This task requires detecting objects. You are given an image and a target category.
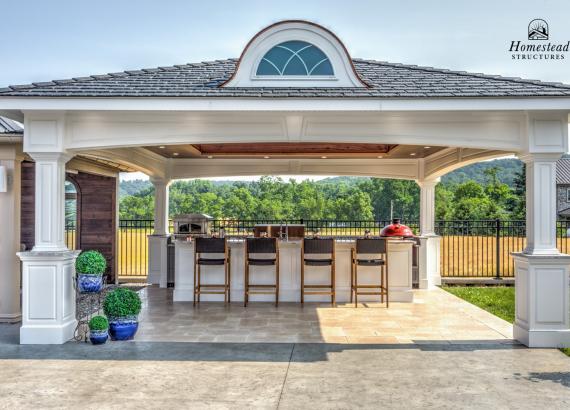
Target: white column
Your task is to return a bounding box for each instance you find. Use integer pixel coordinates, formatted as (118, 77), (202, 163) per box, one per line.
(148, 178), (171, 287)
(152, 178), (170, 236)
(30, 153), (71, 252)
(513, 110), (570, 348)
(0, 146), (23, 322)
(418, 178), (439, 237)
(520, 153), (560, 255)
(416, 178), (441, 289)
(18, 152), (79, 344)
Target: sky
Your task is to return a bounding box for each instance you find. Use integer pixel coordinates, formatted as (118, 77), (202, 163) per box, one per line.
(2, 0), (568, 181)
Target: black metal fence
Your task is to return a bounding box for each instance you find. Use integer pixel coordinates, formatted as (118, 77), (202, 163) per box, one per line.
(69, 218), (570, 279)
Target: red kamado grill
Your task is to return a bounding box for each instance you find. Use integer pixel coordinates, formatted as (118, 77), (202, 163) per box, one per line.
(380, 218), (415, 238)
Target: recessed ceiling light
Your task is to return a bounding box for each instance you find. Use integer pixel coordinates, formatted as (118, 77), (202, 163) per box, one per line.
(159, 146), (165, 149)
(377, 155), (383, 159)
(321, 156), (327, 159)
(410, 153), (416, 156)
(264, 156), (270, 159)
(172, 152), (179, 156)
(424, 146), (431, 149)
(207, 155), (213, 159)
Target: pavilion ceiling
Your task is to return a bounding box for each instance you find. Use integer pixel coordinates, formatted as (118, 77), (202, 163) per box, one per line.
(144, 143), (445, 159)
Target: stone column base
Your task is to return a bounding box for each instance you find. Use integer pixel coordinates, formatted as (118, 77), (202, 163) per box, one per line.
(513, 252), (570, 348)
(17, 250), (80, 344)
(148, 235), (170, 288)
(418, 235), (441, 289)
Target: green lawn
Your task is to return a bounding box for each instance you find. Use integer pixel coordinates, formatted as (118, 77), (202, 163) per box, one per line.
(442, 286), (570, 357)
(442, 286), (515, 323)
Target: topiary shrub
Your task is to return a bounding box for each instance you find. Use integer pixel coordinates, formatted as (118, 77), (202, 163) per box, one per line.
(88, 315), (109, 331)
(103, 288), (142, 318)
(76, 250), (107, 275)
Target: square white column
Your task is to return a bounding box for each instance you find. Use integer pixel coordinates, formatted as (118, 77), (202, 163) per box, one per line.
(515, 148), (570, 347)
(18, 151), (79, 344)
(148, 178), (171, 286)
(417, 178), (441, 289)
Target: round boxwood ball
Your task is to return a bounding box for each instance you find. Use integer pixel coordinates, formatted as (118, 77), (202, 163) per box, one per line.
(103, 288), (142, 318)
(76, 250), (107, 275)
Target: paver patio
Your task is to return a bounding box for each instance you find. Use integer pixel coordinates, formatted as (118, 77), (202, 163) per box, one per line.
(136, 286), (513, 344)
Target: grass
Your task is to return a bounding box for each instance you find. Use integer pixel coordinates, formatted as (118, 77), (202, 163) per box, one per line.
(442, 286), (515, 323)
(442, 286), (570, 357)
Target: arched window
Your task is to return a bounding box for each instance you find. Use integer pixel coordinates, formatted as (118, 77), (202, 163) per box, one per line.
(256, 40), (334, 76)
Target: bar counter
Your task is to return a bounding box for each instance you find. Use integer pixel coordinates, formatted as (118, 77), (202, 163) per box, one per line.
(173, 238), (414, 303)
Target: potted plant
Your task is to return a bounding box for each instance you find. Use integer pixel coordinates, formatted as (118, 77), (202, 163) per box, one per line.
(88, 315), (109, 345)
(103, 288), (142, 340)
(76, 250), (106, 293)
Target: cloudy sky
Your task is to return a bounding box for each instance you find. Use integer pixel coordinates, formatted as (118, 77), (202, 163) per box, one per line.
(2, 0), (568, 180)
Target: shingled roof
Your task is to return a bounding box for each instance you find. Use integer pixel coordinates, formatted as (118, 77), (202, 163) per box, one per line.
(557, 157), (570, 184)
(1, 58), (570, 98)
(0, 116), (23, 134)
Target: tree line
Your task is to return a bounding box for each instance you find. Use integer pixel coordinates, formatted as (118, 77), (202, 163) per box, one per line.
(119, 163), (526, 221)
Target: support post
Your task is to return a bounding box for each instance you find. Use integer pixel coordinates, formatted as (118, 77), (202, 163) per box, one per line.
(0, 146), (23, 322)
(148, 178), (171, 287)
(18, 151), (79, 344)
(514, 111), (570, 347)
(416, 178), (441, 289)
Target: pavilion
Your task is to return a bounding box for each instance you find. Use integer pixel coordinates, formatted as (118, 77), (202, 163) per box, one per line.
(0, 20), (569, 347)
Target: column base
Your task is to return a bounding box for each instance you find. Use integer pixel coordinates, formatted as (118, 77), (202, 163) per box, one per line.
(418, 235), (441, 289)
(17, 249), (80, 345)
(148, 235), (170, 288)
(0, 313), (22, 323)
(514, 324), (570, 348)
(513, 252), (570, 348)
(20, 319), (77, 345)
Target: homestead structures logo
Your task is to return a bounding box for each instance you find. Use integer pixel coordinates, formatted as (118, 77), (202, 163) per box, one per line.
(509, 19), (568, 60)
(528, 19), (548, 40)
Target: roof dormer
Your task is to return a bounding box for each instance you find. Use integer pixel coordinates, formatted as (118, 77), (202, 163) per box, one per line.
(221, 20), (367, 88)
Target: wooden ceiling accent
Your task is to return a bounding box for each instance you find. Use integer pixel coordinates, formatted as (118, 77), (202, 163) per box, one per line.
(145, 143), (445, 159)
(197, 143), (395, 155)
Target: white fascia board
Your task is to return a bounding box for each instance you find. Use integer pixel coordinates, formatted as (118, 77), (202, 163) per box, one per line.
(1, 97), (570, 113)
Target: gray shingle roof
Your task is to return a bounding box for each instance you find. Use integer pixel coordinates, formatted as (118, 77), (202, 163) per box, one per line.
(1, 58), (570, 98)
(557, 158), (570, 184)
(0, 116), (23, 134)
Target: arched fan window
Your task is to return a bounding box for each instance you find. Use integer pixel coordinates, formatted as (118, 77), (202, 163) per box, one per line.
(256, 41), (334, 76)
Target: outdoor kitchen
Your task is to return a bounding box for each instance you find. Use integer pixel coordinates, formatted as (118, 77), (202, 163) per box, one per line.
(169, 214), (419, 304)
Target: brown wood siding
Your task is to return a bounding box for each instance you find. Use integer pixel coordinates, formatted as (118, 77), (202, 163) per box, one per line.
(21, 162), (117, 281)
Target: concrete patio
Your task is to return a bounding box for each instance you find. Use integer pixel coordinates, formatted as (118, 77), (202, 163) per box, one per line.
(136, 286), (513, 344)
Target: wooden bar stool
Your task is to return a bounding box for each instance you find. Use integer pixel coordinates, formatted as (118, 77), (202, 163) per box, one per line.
(301, 238), (335, 305)
(193, 237), (231, 305)
(244, 237), (279, 307)
(351, 238), (388, 308)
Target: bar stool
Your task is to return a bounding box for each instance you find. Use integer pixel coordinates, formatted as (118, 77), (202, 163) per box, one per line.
(351, 238), (388, 308)
(301, 238), (335, 305)
(244, 237), (279, 307)
(193, 237), (231, 305)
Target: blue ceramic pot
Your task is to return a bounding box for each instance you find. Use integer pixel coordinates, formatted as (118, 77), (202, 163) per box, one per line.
(89, 329), (108, 345)
(77, 273), (103, 293)
(108, 316), (139, 341)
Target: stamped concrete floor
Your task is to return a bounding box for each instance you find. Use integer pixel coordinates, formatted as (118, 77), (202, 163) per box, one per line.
(0, 324), (569, 409)
(136, 286), (513, 344)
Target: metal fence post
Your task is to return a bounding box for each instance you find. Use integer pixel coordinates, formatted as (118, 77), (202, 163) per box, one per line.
(495, 218), (501, 280)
